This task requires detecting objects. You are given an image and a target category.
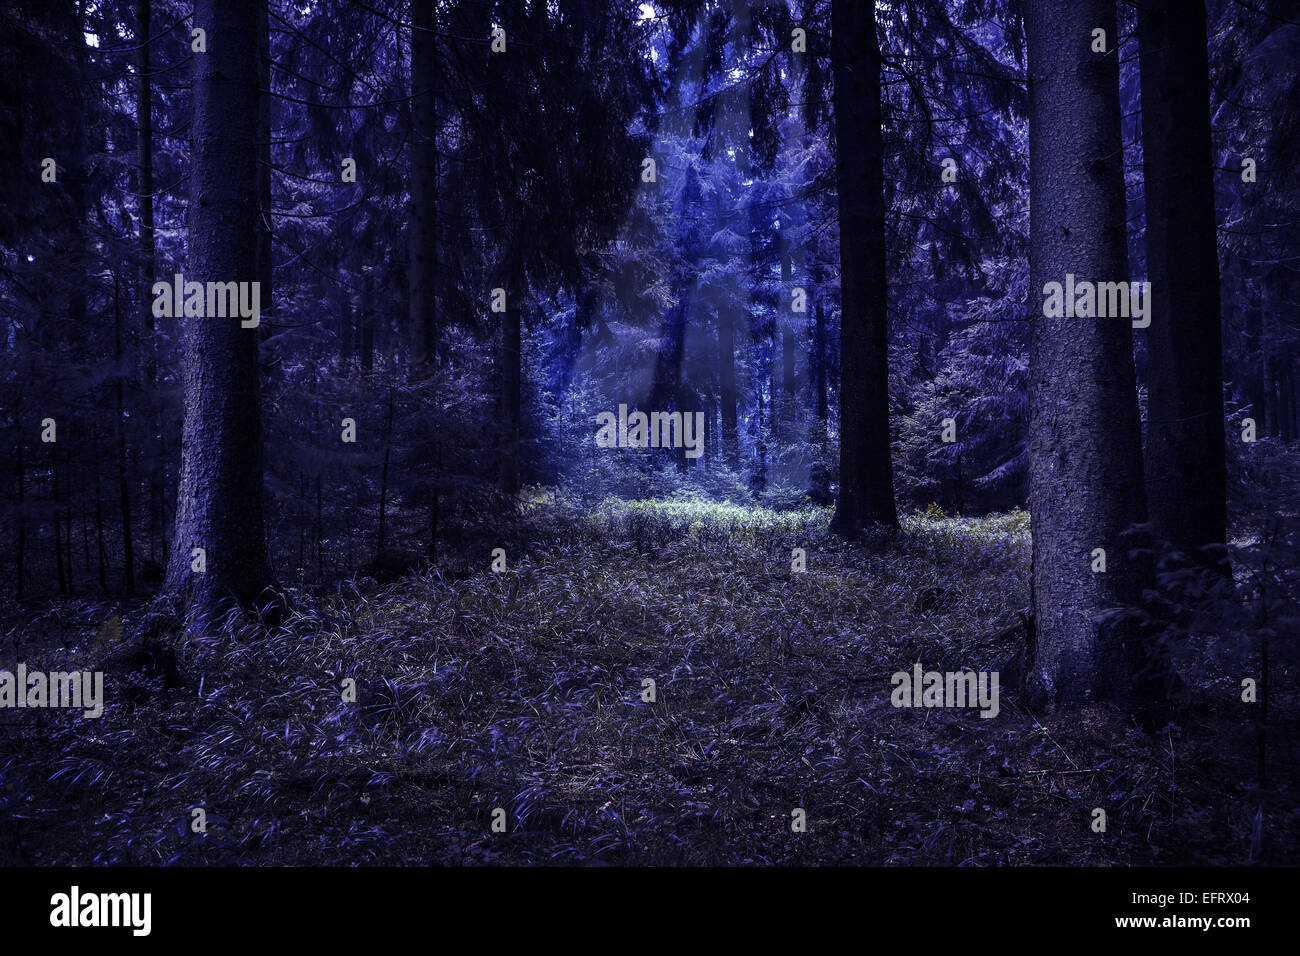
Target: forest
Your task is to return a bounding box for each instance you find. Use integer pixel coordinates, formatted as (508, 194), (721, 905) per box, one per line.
(0, 0), (1297, 869)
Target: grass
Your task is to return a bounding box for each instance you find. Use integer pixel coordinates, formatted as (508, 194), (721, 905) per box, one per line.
(0, 497), (1293, 865)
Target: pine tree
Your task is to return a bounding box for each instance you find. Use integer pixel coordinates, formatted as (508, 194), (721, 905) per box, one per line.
(163, 0), (273, 622)
(1139, 0), (1228, 568)
(1026, 0), (1155, 708)
(829, 0), (898, 534)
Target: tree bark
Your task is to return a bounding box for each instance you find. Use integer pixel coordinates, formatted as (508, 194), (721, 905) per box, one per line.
(718, 303), (739, 467)
(781, 324), (795, 432)
(136, 0), (163, 564)
(1138, 0), (1227, 567)
(94, 458), (107, 589)
(339, 294), (354, 368)
(812, 270), (829, 437)
(377, 384), (393, 551)
(255, 1), (273, 329)
(498, 269), (523, 493)
(1026, 0), (1156, 708)
(829, 0), (897, 533)
(114, 274), (136, 594)
(780, 236), (796, 432)
(164, 0), (273, 620)
(409, 0), (439, 365)
(360, 271), (375, 372)
(15, 427), (26, 599)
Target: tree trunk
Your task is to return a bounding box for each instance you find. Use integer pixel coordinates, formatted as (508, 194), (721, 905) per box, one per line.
(339, 294), (354, 368)
(316, 474), (324, 580)
(781, 237), (796, 434)
(427, 450), (440, 562)
(1244, 286), (1267, 429)
(1284, 356), (1294, 442)
(95, 468), (107, 589)
(360, 272), (375, 372)
(164, 0), (273, 620)
(52, 443), (65, 595)
(409, 0), (439, 365)
(64, 450), (74, 593)
(136, 0), (163, 565)
(782, 326), (795, 418)
(255, 2), (273, 329)
(829, 0), (897, 534)
(755, 364), (768, 491)
(1026, 0), (1157, 709)
(650, 302), (688, 424)
(703, 390), (715, 469)
(15, 431), (26, 599)
(66, 0), (88, 337)
(377, 384), (394, 552)
(114, 274), (136, 594)
(81, 494), (90, 574)
(718, 304), (739, 466)
(498, 263), (523, 493)
(813, 280), (828, 437)
(1138, 0), (1227, 567)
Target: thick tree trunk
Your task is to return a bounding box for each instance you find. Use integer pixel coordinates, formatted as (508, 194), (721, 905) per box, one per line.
(650, 302), (688, 414)
(1026, 0), (1157, 709)
(1138, 0), (1228, 567)
(829, 0), (897, 534)
(409, 0), (439, 365)
(164, 0), (273, 620)
(649, 298), (692, 470)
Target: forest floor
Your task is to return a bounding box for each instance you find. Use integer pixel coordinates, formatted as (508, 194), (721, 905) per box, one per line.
(1, 497), (1296, 865)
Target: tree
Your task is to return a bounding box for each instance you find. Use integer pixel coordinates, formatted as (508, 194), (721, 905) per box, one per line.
(829, 0), (897, 534)
(409, 0), (438, 366)
(163, 0), (273, 621)
(256, 2), (273, 331)
(1025, 0), (1155, 708)
(1138, 0), (1228, 567)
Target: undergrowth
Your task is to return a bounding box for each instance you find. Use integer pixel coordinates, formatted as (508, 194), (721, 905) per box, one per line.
(0, 498), (1293, 865)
